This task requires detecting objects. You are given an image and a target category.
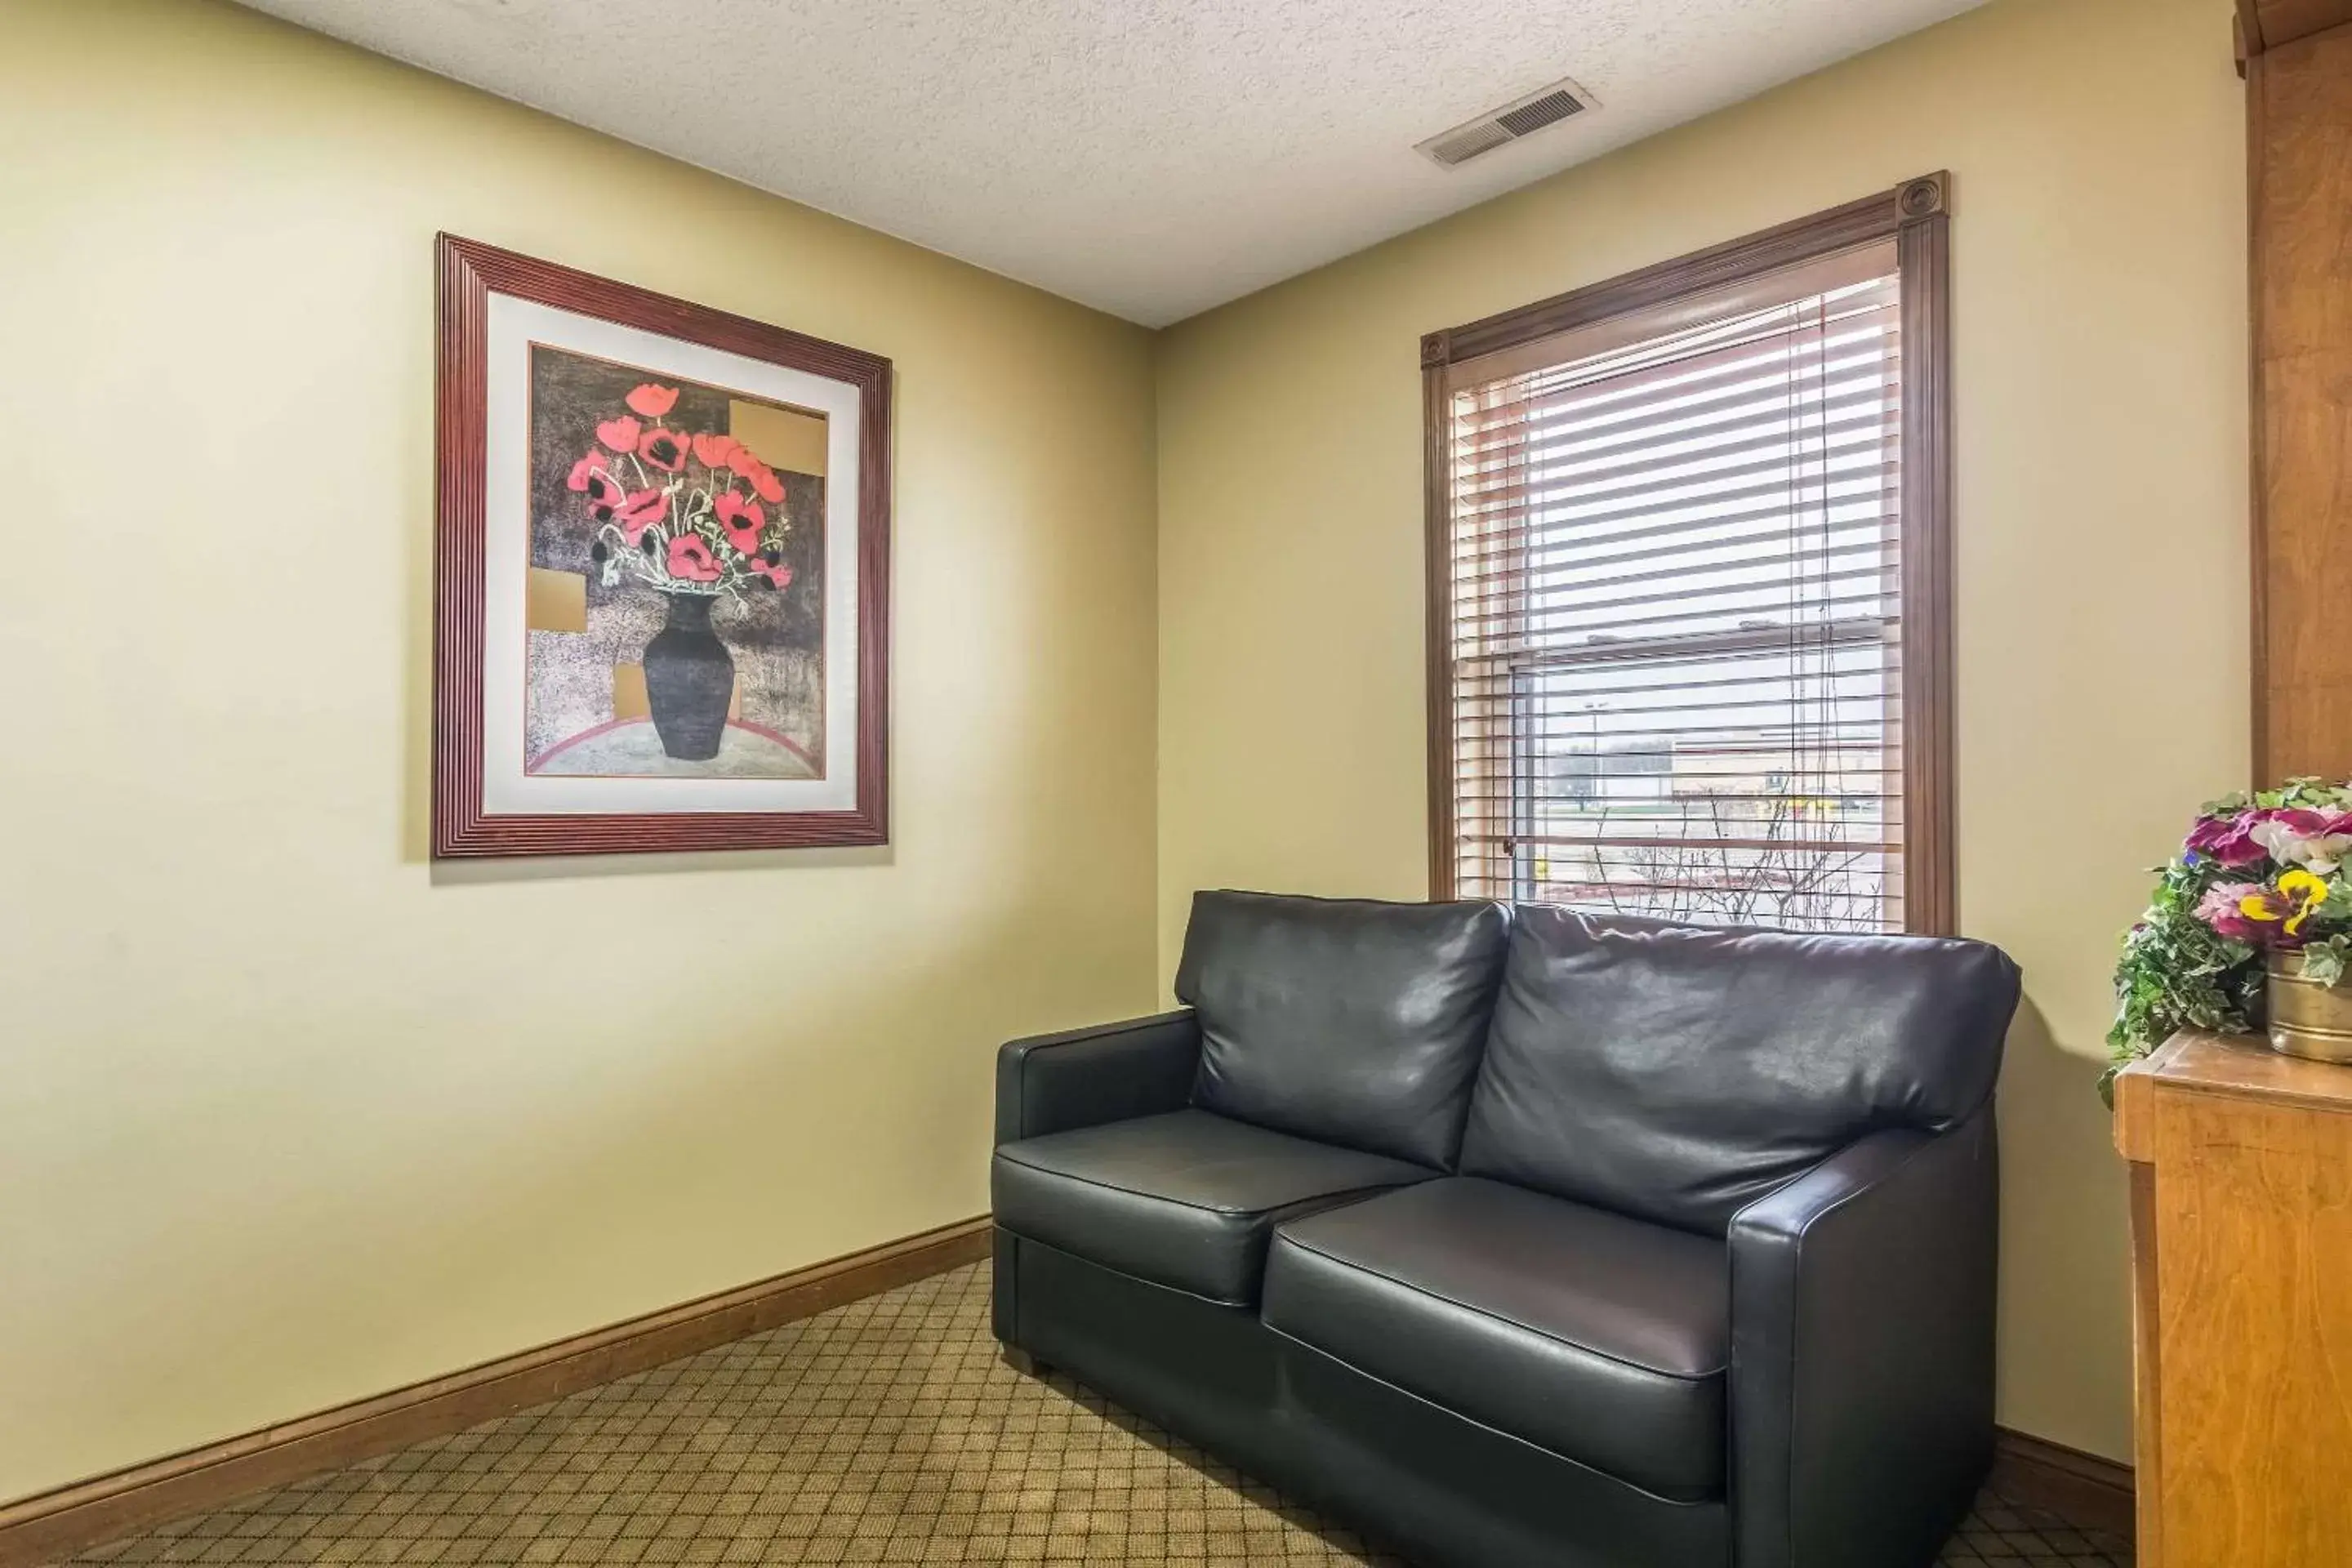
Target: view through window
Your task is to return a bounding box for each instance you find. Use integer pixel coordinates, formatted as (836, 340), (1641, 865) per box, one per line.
(1434, 232), (1927, 933)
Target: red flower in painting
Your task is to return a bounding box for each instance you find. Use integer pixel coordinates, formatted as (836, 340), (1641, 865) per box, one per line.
(596, 415), (642, 454)
(742, 458), (786, 506)
(636, 427), (688, 473)
(713, 492), (764, 555)
(751, 557), (794, 590)
(626, 384), (679, 419)
(692, 431), (740, 470)
(667, 533), (721, 583)
(581, 471), (626, 522)
(615, 488), (669, 544)
(566, 452), (604, 492)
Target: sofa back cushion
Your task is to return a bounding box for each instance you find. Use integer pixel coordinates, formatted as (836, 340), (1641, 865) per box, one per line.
(1177, 890), (1511, 1168)
(1458, 906), (2020, 1235)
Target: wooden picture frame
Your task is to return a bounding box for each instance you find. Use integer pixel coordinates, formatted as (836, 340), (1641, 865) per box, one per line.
(433, 235), (892, 858)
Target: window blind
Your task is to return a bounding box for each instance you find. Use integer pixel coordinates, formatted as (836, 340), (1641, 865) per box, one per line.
(1437, 240), (1909, 933)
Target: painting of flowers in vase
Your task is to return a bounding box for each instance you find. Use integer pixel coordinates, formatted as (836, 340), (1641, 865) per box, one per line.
(433, 234), (889, 858)
(523, 347), (827, 781)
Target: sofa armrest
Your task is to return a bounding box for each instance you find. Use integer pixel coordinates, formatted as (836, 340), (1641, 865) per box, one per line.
(994, 1010), (1202, 1145)
(1727, 1109), (1998, 1568)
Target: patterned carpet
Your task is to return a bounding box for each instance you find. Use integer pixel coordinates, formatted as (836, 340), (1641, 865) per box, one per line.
(69, 1261), (2131, 1566)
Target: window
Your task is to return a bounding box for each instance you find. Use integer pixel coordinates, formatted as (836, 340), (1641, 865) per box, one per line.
(1423, 176), (1953, 933)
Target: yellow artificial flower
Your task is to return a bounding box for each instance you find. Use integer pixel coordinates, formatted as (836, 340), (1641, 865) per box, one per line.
(2239, 868), (2331, 934)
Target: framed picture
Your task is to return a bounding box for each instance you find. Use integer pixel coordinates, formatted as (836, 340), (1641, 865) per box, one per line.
(432, 235), (891, 857)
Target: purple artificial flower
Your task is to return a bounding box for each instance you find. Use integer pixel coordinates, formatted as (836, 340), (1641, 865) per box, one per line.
(2185, 812), (2269, 868)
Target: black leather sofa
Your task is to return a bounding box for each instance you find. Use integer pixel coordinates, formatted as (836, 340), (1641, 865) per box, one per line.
(991, 892), (2021, 1568)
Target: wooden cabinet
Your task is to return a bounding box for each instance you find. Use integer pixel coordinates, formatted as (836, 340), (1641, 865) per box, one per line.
(2114, 1030), (2352, 1566)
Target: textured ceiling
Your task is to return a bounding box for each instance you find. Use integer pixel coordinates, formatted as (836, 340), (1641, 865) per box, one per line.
(234, 0), (1984, 326)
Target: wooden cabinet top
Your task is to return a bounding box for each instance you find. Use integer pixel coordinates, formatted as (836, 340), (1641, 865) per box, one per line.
(2114, 1029), (2352, 1161)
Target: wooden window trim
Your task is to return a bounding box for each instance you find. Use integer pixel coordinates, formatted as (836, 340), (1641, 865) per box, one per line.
(1421, 173), (1956, 933)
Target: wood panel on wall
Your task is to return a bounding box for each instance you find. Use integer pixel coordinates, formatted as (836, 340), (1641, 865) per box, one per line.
(2238, 0), (2352, 52)
(2247, 11), (2352, 779)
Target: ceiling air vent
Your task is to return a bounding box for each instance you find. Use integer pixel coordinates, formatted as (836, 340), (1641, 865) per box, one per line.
(1416, 77), (1595, 169)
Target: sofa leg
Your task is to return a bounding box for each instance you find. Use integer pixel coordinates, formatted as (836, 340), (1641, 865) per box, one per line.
(1001, 1346), (1049, 1378)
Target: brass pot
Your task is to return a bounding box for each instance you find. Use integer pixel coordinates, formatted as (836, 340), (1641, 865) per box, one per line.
(2266, 951), (2352, 1062)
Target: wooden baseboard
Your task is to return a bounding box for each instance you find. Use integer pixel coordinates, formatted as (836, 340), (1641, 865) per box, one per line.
(0, 1216), (991, 1568)
(1989, 1425), (2136, 1543)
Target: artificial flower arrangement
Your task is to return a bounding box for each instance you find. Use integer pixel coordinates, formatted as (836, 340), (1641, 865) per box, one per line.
(2109, 778), (2352, 1081)
(566, 382), (795, 597)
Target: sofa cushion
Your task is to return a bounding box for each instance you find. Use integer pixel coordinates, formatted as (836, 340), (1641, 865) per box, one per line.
(1176, 890), (1511, 1167)
(1459, 906), (2021, 1236)
(992, 1108), (1433, 1304)
(1263, 1178), (1728, 1500)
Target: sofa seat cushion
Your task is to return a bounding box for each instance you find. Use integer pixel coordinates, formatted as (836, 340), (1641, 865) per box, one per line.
(1263, 1178), (1728, 1500)
(993, 1109), (1434, 1305)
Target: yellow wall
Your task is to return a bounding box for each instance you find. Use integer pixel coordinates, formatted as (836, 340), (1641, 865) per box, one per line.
(0, 0), (1160, 1504)
(1156, 0), (2247, 1463)
(1, 0), (2249, 1501)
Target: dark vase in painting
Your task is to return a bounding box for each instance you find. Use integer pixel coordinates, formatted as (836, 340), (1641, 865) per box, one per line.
(642, 593), (733, 760)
